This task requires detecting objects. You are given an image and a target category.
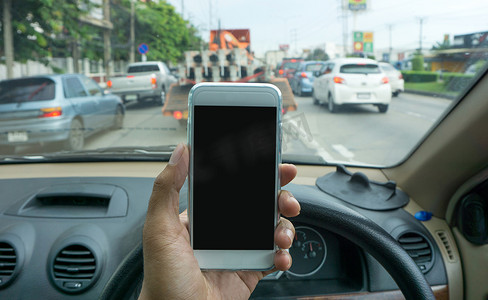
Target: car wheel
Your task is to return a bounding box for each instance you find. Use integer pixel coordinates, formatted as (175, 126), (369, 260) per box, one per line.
(64, 119), (84, 151)
(392, 91), (400, 97)
(378, 104), (389, 113)
(312, 90), (319, 105)
(112, 105), (124, 129)
(328, 93), (337, 113)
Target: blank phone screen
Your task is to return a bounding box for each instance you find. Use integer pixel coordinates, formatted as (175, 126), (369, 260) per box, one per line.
(192, 105), (277, 250)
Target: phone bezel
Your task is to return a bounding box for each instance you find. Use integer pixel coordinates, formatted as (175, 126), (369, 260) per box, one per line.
(187, 83), (282, 270)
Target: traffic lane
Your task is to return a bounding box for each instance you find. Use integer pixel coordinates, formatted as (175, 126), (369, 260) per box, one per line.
(84, 101), (185, 150)
(289, 93), (450, 165)
(392, 93), (453, 122)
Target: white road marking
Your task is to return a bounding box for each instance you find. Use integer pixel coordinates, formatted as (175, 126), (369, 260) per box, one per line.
(332, 144), (355, 159)
(283, 116), (334, 162)
(405, 111), (423, 118)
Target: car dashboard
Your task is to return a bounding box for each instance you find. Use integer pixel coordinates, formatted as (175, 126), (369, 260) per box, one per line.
(0, 162), (453, 299)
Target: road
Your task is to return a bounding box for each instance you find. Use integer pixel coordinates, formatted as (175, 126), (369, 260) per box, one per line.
(18, 92), (450, 167)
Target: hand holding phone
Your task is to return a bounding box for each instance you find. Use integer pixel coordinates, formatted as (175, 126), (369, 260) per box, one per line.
(141, 144), (300, 299)
(188, 83), (283, 270)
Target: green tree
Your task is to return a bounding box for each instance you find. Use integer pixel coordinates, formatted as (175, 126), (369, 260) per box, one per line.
(412, 54), (425, 71)
(0, 0), (94, 64)
(111, 0), (202, 63)
(305, 48), (329, 61)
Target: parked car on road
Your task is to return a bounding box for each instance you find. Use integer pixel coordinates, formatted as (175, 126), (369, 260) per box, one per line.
(312, 58), (392, 113)
(290, 61), (326, 96)
(0, 74), (124, 152)
(379, 62), (405, 97)
(106, 61), (177, 105)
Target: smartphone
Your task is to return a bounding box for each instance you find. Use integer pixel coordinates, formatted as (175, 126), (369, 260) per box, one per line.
(188, 83), (282, 270)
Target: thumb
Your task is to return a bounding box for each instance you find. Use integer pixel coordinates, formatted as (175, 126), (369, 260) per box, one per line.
(146, 143), (189, 225)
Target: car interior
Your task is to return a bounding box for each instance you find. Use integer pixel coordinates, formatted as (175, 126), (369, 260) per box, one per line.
(0, 66), (486, 299)
(1, 1), (488, 299)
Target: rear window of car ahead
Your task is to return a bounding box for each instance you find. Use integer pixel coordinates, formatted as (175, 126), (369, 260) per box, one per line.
(380, 64), (396, 72)
(340, 64), (381, 74)
(127, 65), (160, 73)
(305, 63), (325, 72)
(0, 78), (55, 104)
(282, 62), (301, 70)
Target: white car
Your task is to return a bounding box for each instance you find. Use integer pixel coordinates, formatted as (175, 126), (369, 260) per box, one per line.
(379, 62), (405, 97)
(312, 58), (392, 113)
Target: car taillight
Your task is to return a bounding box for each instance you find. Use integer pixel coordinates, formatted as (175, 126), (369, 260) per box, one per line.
(300, 72), (307, 78)
(106, 80), (112, 88)
(279, 69), (284, 75)
(173, 111), (183, 120)
(40, 107), (62, 118)
(333, 76), (345, 84)
(399, 73), (403, 79)
(382, 77), (389, 84)
(151, 75), (157, 88)
(127, 75), (135, 78)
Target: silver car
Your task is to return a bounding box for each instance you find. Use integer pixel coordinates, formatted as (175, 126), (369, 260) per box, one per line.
(0, 74), (124, 152)
(379, 62), (405, 97)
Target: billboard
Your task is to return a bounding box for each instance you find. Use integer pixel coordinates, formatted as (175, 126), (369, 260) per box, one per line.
(353, 31), (374, 53)
(349, 0), (367, 11)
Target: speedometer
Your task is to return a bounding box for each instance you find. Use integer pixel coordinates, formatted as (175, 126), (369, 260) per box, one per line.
(287, 226), (327, 277)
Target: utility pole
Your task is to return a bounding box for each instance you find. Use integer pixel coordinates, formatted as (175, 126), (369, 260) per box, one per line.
(209, 0), (212, 30)
(130, 0), (135, 63)
(181, 0), (184, 19)
(3, 0), (14, 79)
(341, 0), (349, 57)
(417, 17), (425, 54)
(103, 0), (112, 79)
(388, 24), (393, 61)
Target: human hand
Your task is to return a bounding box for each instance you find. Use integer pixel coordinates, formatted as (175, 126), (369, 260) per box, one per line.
(139, 143), (300, 300)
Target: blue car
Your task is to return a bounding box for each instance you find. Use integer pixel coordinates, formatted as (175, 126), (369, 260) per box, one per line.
(0, 74), (125, 152)
(290, 61), (327, 96)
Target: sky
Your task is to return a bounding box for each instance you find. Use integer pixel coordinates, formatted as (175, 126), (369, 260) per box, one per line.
(166, 0), (488, 57)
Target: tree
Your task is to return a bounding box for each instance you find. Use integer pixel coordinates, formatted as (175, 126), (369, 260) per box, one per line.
(0, 0), (93, 64)
(111, 0), (202, 63)
(305, 48), (329, 61)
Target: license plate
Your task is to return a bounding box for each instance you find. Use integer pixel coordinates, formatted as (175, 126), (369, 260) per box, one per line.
(8, 131), (28, 142)
(357, 93), (371, 99)
(125, 95), (137, 100)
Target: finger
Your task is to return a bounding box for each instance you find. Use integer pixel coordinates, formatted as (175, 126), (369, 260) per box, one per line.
(146, 143), (189, 225)
(274, 218), (295, 249)
(280, 164), (297, 187)
(278, 190), (300, 217)
(274, 249), (292, 271)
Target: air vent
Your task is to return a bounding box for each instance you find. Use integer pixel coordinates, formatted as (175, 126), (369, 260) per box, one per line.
(398, 232), (434, 273)
(0, 242), (17, 287)
(436, 230), (457, 262)
(51, 244), (97, 293)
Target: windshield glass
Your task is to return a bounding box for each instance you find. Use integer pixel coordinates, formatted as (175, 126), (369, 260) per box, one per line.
(340, 64), (381, 74)
(283, 62), (301, 70)
(305, 63), (325, 72)
(0, 0), (486, 167)
(0, 78), (56, 103)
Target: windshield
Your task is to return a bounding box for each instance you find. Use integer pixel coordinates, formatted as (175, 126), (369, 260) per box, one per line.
(283, 62), (301, 70)
(0, 78), (56, 103)
(305, 63), (325, 72)
(0, 0), (486, 167)
(340, 64), (381, 74)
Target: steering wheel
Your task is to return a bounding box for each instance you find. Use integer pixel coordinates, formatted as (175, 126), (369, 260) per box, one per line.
(100, 190), (435, 300)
